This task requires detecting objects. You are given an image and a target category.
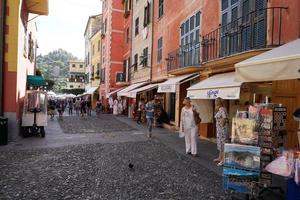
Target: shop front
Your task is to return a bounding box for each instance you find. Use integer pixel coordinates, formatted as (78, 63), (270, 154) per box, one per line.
(157, 74), (199, 127)
(84, 86), (99, 109)
(117, 82), (147, 118)
(186, 72), (274, 138)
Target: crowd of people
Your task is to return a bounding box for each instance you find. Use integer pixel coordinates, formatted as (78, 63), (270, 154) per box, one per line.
(48, 97), (94, 120)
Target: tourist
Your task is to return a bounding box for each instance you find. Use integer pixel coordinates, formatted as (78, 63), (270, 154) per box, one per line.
(137, 98), (145, 124)
(179, 97), (198, 157)
(87, 98), (92, 116)
(75, 98), (81, 116)
(57, 100), (65, 120)
(113, 98), (118, 115)
(80, 99), (86, 117)
(145, 99), (155, 138)
(96, 100), (102, 116)
(214, 97), (229, 166)
(117, 97), (123, 115)
(68, 99), (73, 116)
(109, 97), (114, 114)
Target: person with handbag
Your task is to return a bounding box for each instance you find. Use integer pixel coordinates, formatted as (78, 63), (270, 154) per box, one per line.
(179, 97), (201, 157)
(214, 97), (229, 166)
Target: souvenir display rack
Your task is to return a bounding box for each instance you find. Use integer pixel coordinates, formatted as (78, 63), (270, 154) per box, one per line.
(223, 103), (287, 197)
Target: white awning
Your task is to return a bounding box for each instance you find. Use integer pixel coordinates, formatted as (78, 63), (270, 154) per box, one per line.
(128, 83), (160, 98)
(117, 82), (147, 97)
(106, 88), (124, 98)
(85, 87), (98, 95)
(187, 72), (243, 100)
(235, 39), (300, 82)
(157, 74), (199, 93)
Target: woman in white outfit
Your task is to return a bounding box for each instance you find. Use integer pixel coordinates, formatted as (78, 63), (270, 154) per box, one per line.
(113, 99), (118, 115)
(180, 97), (198, 157)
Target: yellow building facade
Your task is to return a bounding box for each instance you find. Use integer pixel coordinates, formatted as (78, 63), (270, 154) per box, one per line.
(67, 61), (85, 89)
(2, 0), (48, 141)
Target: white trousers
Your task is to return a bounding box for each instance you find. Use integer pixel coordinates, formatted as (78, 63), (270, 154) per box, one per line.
(184, 127), (198, 155)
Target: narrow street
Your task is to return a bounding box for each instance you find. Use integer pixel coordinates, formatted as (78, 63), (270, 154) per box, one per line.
(0, 114), (231, 200)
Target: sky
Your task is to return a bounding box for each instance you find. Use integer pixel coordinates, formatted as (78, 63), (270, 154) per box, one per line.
(36, 0), (102, 59)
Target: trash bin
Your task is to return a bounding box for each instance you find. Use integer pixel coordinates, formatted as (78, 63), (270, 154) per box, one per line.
(0, 117), (8, 145)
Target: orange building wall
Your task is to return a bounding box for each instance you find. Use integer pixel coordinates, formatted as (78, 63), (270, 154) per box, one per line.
(152, 0), (220, 81)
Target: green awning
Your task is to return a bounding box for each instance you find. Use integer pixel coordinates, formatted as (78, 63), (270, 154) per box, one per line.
(27, 75), (46, 86)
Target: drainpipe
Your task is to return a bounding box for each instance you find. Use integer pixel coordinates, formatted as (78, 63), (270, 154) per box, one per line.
(0, 0), (6, 116)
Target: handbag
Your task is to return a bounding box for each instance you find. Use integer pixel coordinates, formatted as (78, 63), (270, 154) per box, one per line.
(193, 109), (201, 125)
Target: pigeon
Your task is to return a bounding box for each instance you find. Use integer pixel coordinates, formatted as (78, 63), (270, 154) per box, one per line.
(128, 163), (134, 169)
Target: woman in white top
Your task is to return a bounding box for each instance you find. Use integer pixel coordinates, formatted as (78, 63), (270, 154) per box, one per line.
(113, 99), (118, 115)
(180, 97), (198, 157)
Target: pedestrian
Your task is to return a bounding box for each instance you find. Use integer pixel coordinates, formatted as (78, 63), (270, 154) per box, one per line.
(145, 99), (155, 138)
(68, 99), (73, 116)
(75, 98), (81, 116)
(117, 98), (123, 115)
(179, 97), (199, 157)
(214, 97), (229, 166)
(57, 100), (65, 120)
(80, 99), (86, 117)
(109, 97), (114, 114)
(96, 100), (102, 116)
(122, 98), (127, 115)
(113, 98), (118, 115)
(49, 99), (55, 120)
(137, 98), (145, 124)
(87, 98), (92, 116)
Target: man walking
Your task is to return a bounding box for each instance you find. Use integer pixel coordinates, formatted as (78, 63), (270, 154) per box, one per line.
(145, 99), (155, 138)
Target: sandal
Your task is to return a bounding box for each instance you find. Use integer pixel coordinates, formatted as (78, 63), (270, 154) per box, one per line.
(217, 161), (224, 167)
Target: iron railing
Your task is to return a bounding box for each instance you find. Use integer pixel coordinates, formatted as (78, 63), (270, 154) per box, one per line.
(202, 7), (288, 63)
(167, 41), (201, 72)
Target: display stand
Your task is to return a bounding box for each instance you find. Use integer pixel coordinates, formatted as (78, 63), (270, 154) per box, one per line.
(224, 103), (287, 199)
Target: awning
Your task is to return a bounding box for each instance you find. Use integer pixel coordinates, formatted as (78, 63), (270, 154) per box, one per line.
(106, 88), (124, 98)
(26, 0), (49, 15)
(128, 83), (160, 98)
(117, 82), (147, 97)
(235, 39), (300, 82)
(187, 72), (243, 100)
(85, 87), (98, 95)
(27, 75), (46, 86)
(157, 74), (199, 93)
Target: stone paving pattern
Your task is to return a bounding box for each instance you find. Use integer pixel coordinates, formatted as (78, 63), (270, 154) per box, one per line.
(0, 114), (232, 200)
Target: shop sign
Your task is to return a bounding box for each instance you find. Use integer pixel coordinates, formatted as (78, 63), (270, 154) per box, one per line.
(207, 89), (219, 99)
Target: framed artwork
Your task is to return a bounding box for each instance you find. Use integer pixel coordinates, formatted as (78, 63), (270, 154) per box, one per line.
(223, 167), (259, 194)
(231, 118), (258, 145)
(224, 143), (261, 171)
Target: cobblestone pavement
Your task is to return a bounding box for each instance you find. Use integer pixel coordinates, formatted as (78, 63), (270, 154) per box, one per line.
(58, 115), (136, 134)
(0, 115), (232, 200)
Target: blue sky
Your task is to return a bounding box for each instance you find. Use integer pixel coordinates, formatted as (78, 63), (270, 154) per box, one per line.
(36, 0), (102, 59)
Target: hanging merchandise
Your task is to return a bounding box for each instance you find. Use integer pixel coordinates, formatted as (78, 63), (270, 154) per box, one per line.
(231, 118), (258, 145)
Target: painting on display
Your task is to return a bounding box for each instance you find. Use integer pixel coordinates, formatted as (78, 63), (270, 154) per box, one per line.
(231, 118), (258, 145)
(223, 167), (259, 194)
(224, 143), (261, 171)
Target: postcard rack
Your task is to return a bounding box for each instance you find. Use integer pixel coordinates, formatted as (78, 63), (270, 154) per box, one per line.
(223, 103), (287, 197)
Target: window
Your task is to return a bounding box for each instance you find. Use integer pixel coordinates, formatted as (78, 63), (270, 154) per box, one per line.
(134, 54), (138, 71)
(124, 0), (131, 17)
(141, 47), (148, 67)
(97, 40), (100, 52)
(135, 17), (139, 36)
(126, 28), (130, 43)
(101, 68), (105, 83)
(104, 19), (107, 33)
(143, 2), (150, 27)
(158, 0), (164, 18)
(157, 37), (163, 63)
(70, 85), (74, 88)
(80, 65), (83, 68)
(180, 11), (201, 46)
(72, 64), (75, 68)
(92, 45), (95, 56)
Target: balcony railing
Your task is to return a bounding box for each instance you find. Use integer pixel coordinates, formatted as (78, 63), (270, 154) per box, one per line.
(202, 7), (288, 63)
(167, 41), (201, 72)
(116, 73), (126, 82)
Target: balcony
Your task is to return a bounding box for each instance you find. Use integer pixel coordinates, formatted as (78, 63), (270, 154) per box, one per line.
(202, 7), (288, 65)
(167, 41), (201, 75)
(95, 70), (100, 79)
